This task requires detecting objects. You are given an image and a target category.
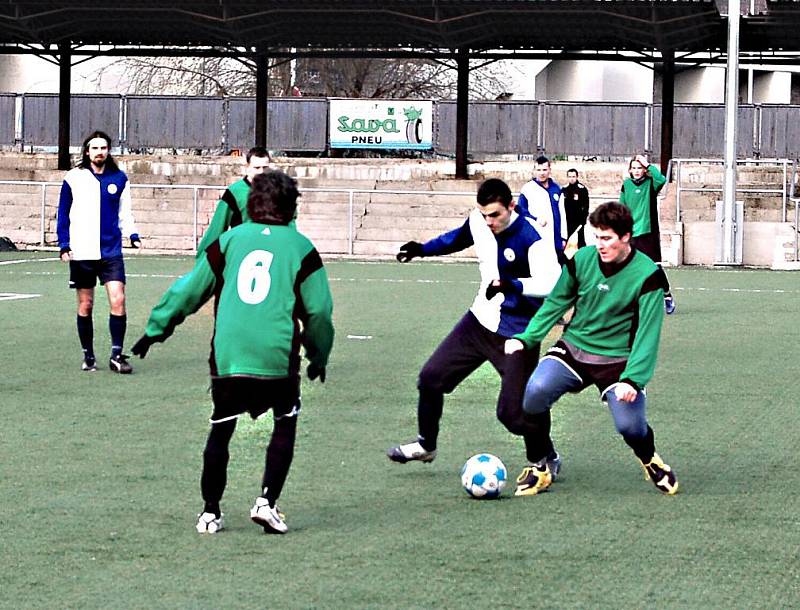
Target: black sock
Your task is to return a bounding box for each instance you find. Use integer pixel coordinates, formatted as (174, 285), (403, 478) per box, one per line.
(623, 425), (656, 463)
(261, 415), (298, 507)
(77, 315), (94, 360)
(203, 502), (221, 518)
(109, 314), (126, 357)
(523, 411), (554, 463)
(656, 266), (671, 295)
(417, 388), (444, 452)
(201, 420), (236, 514)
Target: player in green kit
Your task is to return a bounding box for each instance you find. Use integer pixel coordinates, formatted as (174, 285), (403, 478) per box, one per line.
(196, 146), (271, 255)
(505, 201), (678, 497)
(131, 170), (334, 534)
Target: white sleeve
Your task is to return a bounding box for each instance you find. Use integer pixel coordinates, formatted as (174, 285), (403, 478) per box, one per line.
(518, 233), (561, 297)
(118, 180), (139, 238)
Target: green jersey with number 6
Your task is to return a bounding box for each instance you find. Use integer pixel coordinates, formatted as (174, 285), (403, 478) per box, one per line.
(142, 222), (334, 378)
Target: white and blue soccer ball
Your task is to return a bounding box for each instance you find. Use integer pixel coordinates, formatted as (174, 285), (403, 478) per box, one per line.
(460, 453), (507, 499)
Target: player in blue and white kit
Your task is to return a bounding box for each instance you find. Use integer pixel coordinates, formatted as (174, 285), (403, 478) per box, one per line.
(57, 131), (141, 374)
(517, 155), (567, 260)
(387, 178), (563, 479)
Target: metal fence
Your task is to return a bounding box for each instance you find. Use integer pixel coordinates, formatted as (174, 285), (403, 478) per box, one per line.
(6, 93), (800, 158)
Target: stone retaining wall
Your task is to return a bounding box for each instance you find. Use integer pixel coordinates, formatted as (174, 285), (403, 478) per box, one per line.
(0, 154), (796, 268)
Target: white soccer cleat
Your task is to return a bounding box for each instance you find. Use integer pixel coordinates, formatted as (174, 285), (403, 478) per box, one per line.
(196, 511), (224, 534)
(250, 497), (288, 534)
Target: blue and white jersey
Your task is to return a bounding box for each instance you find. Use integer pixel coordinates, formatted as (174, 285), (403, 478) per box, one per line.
(57, 167), (139, 261)
(517, 179), (567, 254)
(421, 210), (561, 337)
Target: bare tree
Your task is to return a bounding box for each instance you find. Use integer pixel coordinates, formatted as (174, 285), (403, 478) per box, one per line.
(95, 54), (513, 100)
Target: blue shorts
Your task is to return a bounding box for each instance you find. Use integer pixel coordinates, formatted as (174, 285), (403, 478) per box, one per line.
(68, 256), (126, 289)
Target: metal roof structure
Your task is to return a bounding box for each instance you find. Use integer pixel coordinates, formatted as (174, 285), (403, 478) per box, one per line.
(0, 1), (798, 59)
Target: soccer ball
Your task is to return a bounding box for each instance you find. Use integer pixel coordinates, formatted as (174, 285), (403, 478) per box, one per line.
(460, 453), (508, 499)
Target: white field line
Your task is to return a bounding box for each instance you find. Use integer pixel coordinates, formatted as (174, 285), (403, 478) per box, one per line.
(0, 257), (57, 265)
(0, 292), (41, 301)
(0, 259), (798, 294)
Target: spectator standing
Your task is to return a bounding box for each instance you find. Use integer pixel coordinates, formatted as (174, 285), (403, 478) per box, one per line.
(562, 168), (590, 249)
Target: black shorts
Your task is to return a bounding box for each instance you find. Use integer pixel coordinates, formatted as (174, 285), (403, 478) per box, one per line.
(209, 376), (301, 424)
(631, 232), (662, 264)
(542, 340), (628, 397)
(69, 256), (126, 289)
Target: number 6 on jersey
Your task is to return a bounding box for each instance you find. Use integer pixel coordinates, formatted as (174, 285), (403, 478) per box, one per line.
(237, 249), (274, 304)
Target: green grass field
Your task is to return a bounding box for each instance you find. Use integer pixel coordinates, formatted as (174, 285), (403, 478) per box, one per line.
(2, 251), (799, 609)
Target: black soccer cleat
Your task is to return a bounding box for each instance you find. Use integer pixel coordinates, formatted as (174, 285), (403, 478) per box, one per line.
(386, 440), (437, 464)
(109, 353), (133, 374)
(81, 356), (97, 372)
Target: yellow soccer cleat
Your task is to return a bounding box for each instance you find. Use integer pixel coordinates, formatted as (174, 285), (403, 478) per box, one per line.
(514, 463), (552, 496)
(640, 453), (679, 495)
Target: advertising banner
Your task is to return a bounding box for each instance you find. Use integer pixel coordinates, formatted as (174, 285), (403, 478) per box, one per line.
(329, 99), (433, 149)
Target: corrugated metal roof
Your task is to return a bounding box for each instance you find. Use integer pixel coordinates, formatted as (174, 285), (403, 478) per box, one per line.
(0, 1), (796, 53)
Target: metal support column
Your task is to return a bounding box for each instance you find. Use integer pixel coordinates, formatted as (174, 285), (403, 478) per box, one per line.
(255, 51), (269, 148)
(455, 48), (469, 180)
(659, 50), (675, 175)
(719, 0), (741, 264)
(58, 43), (72, 170)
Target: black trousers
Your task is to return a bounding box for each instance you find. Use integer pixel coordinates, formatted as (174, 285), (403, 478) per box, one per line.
(201, 377), (299, 513)
(415, 311), (544, 462)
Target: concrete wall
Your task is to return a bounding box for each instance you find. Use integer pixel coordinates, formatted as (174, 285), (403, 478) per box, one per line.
(0, 154), (796, 267)
(534, 61), (652, 103)
(752, 71), (792, 104)
(674, 68), (725, 104)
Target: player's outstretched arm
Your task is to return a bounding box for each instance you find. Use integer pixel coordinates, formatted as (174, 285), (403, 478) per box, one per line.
(618, 273), (664, 389)
(512, 261), (577, 348)
(298, 250), (334, 381)
(132, 251), (218, 358)
(404, 219), (473, 263)
(396, 241), (424, 262)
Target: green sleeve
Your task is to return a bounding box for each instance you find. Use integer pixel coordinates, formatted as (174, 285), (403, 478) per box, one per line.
(144, 254), (217, 343)
(299, 265), (335, 368)
(513, 264), (577, 348)
(619, 284), (664, 388)
(196, 199), (233, 256)
(648, 164), (667, 192)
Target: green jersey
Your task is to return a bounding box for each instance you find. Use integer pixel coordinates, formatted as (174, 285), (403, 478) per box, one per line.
(619, 164), (666, 236)
(144, 222), (334, 379)
(196, 178), (251, 255)
(514, 246), (664, 389)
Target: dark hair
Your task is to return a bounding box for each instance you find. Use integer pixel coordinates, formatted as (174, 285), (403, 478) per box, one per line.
(476, 178), (512, 208)
(79, 130), (118, 172)
(535, 155), (550, 166)
(247, 170), (300, 225)
(588, 201), (633, 238)
(246, 146), (270, 164)
(567, 168), (579, 176)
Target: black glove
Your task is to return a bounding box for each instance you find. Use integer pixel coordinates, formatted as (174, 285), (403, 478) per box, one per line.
(131, 334), (155, 359)
(307, 362), (326, 383)
(396, 241), (423, 263)
(486, 280), (515, 300)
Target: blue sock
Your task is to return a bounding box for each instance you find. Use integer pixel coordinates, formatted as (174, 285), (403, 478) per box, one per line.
(109, 314), (126, 357)
(77, 315), (94, 360)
